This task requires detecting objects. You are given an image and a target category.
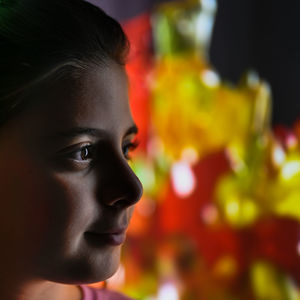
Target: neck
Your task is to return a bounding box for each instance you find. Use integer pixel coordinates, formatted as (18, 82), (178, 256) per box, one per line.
(0, 249), (82, 300)
(0, 277), (82, 300)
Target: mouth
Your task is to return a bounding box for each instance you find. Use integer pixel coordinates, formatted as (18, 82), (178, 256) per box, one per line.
(84, 229), (127, 247)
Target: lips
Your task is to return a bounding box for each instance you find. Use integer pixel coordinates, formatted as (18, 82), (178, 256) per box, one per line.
(85, 228), (127, 247)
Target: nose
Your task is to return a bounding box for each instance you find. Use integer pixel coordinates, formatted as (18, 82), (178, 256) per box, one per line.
(97, 154), (143, 209)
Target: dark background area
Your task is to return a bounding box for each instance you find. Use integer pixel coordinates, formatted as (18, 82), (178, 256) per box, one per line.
(92, 0), (300, 126)
(210, 0), (300, 126)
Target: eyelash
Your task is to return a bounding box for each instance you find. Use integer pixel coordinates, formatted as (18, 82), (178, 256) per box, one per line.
(122, 139), (140, 161)
(68, 139), (140, 163)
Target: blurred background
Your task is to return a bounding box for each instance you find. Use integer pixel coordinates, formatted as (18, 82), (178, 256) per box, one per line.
(88, 0), (300, 299)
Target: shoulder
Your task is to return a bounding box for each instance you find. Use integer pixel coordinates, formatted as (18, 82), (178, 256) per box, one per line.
(78, 285), (135, 300)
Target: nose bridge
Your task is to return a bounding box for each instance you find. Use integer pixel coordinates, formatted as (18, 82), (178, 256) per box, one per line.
(98, 151), (143, 208)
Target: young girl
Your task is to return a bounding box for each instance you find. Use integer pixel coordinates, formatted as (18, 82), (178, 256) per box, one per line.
(0, 0), (143, 299)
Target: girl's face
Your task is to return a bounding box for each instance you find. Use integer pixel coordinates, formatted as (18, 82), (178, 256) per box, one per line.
(0, 63), (143, 284)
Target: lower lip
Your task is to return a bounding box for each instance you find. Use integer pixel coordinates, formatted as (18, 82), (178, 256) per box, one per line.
(85, 232), (126, 247)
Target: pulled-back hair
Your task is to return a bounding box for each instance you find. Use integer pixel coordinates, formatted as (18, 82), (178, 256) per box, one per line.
(0, 0), (129, 125)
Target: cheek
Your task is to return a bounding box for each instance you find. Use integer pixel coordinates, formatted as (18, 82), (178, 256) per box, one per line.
(0, 155), (94, 257)
(0, 158), (52, 260)
(40, 172), (96, 248)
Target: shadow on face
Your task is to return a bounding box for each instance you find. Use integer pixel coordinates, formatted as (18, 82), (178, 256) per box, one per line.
(0, 62), (143, 284)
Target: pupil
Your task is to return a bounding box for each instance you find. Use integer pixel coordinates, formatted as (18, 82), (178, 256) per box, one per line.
(81, 147), (89, 160)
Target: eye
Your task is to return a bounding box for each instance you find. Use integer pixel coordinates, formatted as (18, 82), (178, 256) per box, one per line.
(70, 144), (94, 162)
(79, 146), (92, 161)
(122, 139), (139, 161)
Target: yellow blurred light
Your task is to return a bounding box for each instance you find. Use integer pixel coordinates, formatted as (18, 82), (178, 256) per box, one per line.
(252, 83), (271, 134)
(280, 161), (300, 180)
(274, 191), (300, 221)
(251, 261), (300, 300)
(225, 198), (240, 218)
(243, 199), (259, 221)
(225, 147), (245, 173)
(223, 195), (259, 227)
(213, 255), (238, 278)
(251, 261), (281, 299)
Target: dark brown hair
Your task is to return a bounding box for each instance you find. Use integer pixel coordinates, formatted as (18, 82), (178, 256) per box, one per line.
(0, 0), (129, 124)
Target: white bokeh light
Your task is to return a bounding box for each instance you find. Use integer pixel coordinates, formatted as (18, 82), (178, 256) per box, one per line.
(171, 161), (196, 197)
(158, 282), (179, 300)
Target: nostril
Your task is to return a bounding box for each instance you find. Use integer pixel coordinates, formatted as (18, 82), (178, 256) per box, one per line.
(109, 179), (143, 208)
(102, 175), (143, 208)
(112, 197), (138, 209)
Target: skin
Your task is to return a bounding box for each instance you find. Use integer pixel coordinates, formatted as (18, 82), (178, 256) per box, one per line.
(0, 62), (143, 300)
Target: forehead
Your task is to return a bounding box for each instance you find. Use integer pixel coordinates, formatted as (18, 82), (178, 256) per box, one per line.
(22, 62), (134, 138)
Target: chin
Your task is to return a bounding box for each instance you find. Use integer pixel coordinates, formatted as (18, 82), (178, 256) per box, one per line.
(38, 246), (122, 285)
(88, 245), (122, 282)
(87, 255), (121, 284)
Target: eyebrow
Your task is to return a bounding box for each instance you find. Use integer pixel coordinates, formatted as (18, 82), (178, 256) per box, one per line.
(51, 124), (138, 139)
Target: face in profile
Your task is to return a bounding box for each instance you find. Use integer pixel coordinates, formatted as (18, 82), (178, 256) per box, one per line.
(0, 62), (143, 284)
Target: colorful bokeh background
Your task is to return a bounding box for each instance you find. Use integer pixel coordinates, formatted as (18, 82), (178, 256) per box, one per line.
(89, 0), (300, 299)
